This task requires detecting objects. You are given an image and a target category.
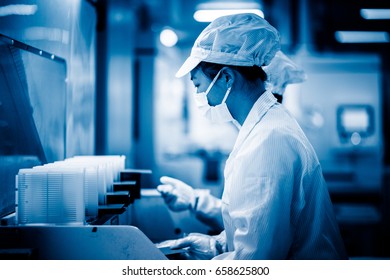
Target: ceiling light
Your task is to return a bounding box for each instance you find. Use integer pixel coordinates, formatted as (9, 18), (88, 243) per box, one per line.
(194, 9), (264, 22)
(0, 4), (37, 16)
(335, 31), (390, 43)
(193, 1), (264, 22)
(360, 9), (390, 20)
(160, 28), (178, 47)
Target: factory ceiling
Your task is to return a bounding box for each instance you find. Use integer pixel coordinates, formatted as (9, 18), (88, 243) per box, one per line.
(138, 0), (389, 53)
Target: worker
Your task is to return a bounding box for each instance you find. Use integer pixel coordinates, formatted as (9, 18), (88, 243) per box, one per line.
(157, 50), (308, 234)
(157, 13), (347, 260)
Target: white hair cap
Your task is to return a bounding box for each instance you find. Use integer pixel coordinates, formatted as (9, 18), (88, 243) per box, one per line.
(176, 13), (281, 78)
(263, 51), (307, 95)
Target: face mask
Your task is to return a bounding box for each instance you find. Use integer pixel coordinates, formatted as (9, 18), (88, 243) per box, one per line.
(193, 70), (234, 124)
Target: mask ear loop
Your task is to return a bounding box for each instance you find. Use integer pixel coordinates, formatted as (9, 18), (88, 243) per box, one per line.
(205, 70), (222, 95)
(221, 87), (231, 103)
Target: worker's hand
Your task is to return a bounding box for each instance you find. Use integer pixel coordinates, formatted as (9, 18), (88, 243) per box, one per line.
(157, 176), (196, 211)
(159, 233), (220, 260)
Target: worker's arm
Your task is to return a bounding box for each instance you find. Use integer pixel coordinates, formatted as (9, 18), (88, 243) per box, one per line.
(193, 189), (224, 232)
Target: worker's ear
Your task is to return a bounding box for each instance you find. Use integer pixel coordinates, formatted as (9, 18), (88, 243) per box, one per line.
(220, 67), (235, 89)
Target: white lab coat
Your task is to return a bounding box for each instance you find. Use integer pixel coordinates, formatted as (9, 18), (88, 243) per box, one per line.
(212, 90), (348, 260)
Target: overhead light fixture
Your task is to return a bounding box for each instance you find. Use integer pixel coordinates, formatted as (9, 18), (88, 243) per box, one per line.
(0, 4), (37, 17)
(194, 1), (264, 22)
(159, 28), (178, 47)
(194, 9), (264, 22)
(360, 9), (390, 20)
(335, 31), (390, 43)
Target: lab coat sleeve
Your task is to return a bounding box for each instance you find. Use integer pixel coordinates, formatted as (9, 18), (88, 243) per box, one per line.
(192, 189), (224, 232)
(214, 130), (304, 260)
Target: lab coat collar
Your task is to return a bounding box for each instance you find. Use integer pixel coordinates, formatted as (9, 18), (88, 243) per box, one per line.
(231, 90), (277, 156)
